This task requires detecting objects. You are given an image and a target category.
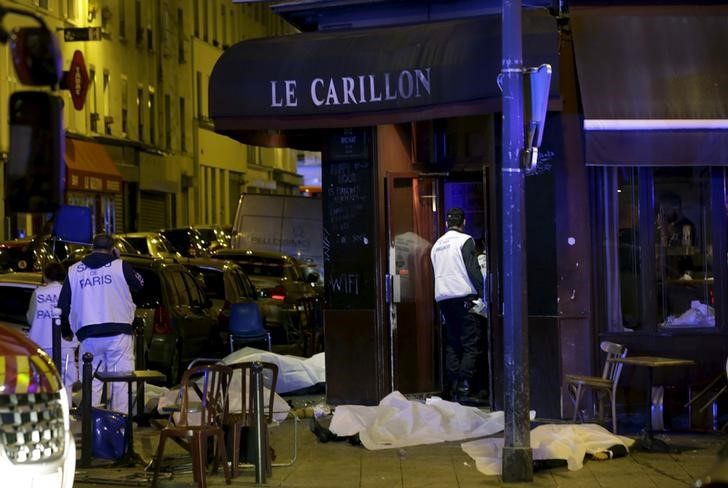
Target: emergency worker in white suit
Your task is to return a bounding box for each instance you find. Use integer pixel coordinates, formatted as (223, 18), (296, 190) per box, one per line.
(27, 262), (79, 392)
(58, 234), (144, 413)
(430, 208), (484, 404)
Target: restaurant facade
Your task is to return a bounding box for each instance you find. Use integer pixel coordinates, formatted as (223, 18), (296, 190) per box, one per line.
(210, 1), (728, 425)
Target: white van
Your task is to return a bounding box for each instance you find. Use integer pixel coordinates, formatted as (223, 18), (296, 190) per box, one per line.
(231, 194), (323, 279)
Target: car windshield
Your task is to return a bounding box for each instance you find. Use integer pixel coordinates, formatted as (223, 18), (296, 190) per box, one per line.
(196, 228), (217, 247)
(125, 237), (150, 254)
(162, 230), (191, 254)
(227, 255), (301, 280)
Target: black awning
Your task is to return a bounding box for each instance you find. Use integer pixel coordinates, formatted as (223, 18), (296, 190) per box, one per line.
(571, 6), (728, 166)
(209, 10), (559, 144)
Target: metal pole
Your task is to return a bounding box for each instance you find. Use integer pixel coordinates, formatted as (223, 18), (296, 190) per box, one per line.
(80, 352), (94, 468)
(501, 0), (533, 482)
(251, 362), (267, 484)
(51, 308), (62, 374)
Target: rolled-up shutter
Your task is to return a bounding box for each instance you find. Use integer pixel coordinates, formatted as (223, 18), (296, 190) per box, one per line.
(139, 191), (168, 231)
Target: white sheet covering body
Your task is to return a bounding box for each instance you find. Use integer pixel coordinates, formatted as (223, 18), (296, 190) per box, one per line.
(461, 423), (635, 475)
(156, 369), (290, 423)
(223, 347), (325, 393)
(330, 391), (525, 450)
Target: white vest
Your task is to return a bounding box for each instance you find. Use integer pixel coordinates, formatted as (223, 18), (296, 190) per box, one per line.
(68, 259), (136, 333)
(27, 281), (62, 350)
(430, 230), (477, 302)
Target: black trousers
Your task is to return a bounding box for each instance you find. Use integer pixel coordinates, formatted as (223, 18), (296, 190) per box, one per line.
(438, 296), (482, 388)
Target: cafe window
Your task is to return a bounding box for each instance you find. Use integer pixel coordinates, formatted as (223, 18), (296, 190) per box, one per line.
(598, 166), (725, 332)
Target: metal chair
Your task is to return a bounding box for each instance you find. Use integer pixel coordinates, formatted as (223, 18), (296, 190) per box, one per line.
(565, 341), (627, 433)
(228, 302), (271, 352)
(151, 364), (232, 488)
(224, 361), (279, 479)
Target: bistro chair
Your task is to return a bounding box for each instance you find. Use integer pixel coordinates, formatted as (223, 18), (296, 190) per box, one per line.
(151, 364), (233, 488)
(224, 361), (279, 479)
(564, 341), (628, 433)
(228, 302), (271, 353)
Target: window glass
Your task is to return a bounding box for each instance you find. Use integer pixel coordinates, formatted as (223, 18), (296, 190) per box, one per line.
(195, 267), (225, 300)
(131, 268), (161, 308)
(0, 285), (34, 326)
(166, 270), (190, 306)
(604, 166), (716, 330)
(125, 237), (150, 254)
(181, 272), (206, 306)
(654, 168), (713, 328)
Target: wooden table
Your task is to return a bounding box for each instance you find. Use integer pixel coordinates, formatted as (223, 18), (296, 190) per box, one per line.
(609, 356), (695, 452)
(96, 369), (166, 466)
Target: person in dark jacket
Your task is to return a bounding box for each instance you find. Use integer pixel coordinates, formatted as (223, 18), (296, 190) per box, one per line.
(430, 208), (485, 404)
(58, 233), (144, 413)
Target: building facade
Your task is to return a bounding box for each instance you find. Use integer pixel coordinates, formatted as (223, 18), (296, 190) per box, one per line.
(0, 0), (312, 239)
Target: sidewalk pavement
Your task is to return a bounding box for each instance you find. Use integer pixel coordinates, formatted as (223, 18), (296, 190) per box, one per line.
(71, 410), (726, 488)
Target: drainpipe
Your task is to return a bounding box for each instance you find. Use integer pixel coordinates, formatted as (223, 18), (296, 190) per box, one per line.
(500, 0), (533, 482)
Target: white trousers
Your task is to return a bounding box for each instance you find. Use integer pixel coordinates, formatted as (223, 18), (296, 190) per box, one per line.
(80, 334), (135, 414)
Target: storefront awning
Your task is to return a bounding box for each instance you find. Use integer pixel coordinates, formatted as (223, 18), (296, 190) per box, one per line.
(210, 10), (560, 146)
(572, 6), (728, 166)
(65, 138), (122, 193)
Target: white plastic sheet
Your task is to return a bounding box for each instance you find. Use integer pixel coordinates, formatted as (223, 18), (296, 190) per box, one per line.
(330, 391), (520, 450)
(223, 347), (325, 394)
(461, 423), (635, 475)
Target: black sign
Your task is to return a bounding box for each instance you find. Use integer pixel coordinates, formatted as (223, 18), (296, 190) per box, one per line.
(323, 129), (375, 309)
(63, 27), (102, 42)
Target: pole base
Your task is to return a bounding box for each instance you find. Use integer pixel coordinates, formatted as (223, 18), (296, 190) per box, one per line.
(502, 446), (533, 483)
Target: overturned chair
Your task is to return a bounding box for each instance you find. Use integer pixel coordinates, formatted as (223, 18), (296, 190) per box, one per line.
(564, 341), (627, 433)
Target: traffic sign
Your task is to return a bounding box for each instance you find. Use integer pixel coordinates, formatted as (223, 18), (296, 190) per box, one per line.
(67, 50), (89, 111)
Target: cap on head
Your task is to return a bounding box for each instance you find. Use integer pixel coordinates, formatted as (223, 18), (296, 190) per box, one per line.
(92, 233), (114, 250)
(446, 207), (465, 228)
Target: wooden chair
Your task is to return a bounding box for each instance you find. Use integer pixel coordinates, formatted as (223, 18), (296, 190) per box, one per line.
(565, 341), (627, 433)
(151, 364), (233, 488)
(225, 361), (279, 479)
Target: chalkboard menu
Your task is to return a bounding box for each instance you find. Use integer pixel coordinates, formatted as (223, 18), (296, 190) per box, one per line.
(323, 128), (376, 309)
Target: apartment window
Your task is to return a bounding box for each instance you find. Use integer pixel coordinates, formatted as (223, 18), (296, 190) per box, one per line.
(34, 0), (49, 9)
(135, 0), (143, 45)
(137, 87), (144, 141)
(65, 0), (77, 21)
(193, 0), (200, 37)
(121, 76), (128, 136)
(103, 71), (112, 135)
(597, 166), (721, 331)
(119, 0), (126, 40)
(203, 0), (209, 41)
(212, 0), (218, 46)
(179, 97), (186, 151)
(177, 9), (185, 62)
(149, 89), (156, 145)
(221, 5), (227, 47)
(164, 94), (172, 150)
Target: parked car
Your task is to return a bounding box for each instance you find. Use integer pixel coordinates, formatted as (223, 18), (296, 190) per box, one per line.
(0, 324), (75, 488)
(182, 258), (271, 346)
(124, 255), (220, 384)
(159, 226), (211, 258)
(63, 234), (140, 264)
(210, 249), (321, 345)
(0, 234), (72, 272)
(119, 232), (182, 261)
(0, 271), (44, 333)
(193, 224), (232, 251)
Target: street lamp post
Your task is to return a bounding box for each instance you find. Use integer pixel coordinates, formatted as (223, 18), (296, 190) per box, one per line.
(500, 0), (533, 482)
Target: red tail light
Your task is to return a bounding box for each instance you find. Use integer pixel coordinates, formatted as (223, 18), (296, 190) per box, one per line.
(153, 305), (172, 334)
(270, 285), (286, 301)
